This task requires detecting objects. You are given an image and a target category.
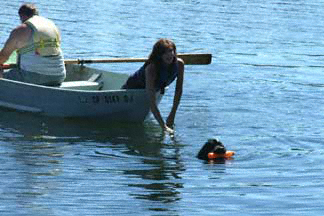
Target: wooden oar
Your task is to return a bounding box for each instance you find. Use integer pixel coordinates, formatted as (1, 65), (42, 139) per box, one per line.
(1, 53), (212, 69)
(65, 53), (212, 65)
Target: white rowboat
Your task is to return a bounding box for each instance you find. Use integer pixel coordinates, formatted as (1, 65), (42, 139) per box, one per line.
(0, 64), (163, 122)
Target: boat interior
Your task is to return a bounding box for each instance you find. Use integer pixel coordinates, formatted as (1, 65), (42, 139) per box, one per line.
(61, 64), (129, 91)
(3, 52), (130, 92)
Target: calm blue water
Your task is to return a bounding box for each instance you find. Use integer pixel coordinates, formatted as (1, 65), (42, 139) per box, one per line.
(1, 0), (324, 215)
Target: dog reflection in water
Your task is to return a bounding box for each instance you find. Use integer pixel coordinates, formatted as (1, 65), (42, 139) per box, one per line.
(197, 138), (235, 163)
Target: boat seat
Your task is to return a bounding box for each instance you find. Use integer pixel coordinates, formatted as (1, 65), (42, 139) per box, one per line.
(88, 73), (102, 82)
(60, 81), (100, 90)
(60, 73), (103, 90)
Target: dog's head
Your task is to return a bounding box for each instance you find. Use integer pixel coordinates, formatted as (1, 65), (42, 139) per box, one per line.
(197, 138), (227, 160)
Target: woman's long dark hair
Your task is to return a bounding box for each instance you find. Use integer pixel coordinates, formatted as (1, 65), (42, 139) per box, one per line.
(145, 39), (177, 67)
(144, 39), (177, 87)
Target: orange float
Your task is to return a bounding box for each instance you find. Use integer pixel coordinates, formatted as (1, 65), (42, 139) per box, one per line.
(208, 151), (235, 160)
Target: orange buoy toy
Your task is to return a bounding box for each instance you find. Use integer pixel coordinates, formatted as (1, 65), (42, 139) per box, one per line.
(208, 151), (235, 160)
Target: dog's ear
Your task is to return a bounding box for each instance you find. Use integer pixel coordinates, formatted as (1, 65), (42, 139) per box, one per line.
(197, 139), (217, 160)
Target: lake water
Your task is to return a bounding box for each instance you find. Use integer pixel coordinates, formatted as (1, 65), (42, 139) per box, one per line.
(1, 0), (324, 215)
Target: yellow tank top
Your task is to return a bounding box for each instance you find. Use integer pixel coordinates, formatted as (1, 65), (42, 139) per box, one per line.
(17, 15), (61, 56)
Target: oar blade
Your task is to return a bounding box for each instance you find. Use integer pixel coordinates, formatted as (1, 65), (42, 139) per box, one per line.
(178, 53), (212, 65)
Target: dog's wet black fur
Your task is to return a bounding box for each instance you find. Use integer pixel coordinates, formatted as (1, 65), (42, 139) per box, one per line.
(197, 138), (227, 160)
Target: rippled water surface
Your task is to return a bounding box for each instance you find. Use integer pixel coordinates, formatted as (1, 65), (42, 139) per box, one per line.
(1, 0), (324, 215)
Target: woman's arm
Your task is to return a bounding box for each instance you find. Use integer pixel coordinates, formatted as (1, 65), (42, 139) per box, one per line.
(145, 63), (174, 133)
(166, 58), (184, 128)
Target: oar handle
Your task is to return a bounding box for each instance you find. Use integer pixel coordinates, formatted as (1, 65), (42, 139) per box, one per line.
(65, 58), (149, 64)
